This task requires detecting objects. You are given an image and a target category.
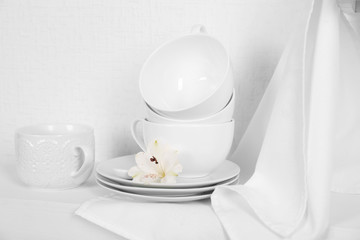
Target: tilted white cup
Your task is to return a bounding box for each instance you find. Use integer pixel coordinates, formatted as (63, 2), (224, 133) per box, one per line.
(139, 25), (233, 120)
(131, 119), (235, 178)
(15, 124), (95, 189)
(145, 89), (235, 124)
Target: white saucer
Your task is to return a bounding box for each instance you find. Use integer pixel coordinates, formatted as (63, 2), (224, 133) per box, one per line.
(96, 173), (239, 196)
(96, 154), (240, 188)
(96, 180), (212, 202)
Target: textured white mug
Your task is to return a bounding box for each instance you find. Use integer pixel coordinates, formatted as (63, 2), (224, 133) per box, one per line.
(15, 124), (95, 189)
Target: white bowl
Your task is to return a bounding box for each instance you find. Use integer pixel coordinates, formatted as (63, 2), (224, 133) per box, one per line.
(139, 26), (233, 120)
(145, 89), (235, 124)
(131, 119), (235, 178)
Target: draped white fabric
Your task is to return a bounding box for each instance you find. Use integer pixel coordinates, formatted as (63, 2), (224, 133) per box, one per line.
(331, 11), (360, 194)
(212, 0), (342, 239)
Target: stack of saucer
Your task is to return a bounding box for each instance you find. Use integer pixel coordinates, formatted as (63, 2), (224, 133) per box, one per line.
(96, 155), (240, 202)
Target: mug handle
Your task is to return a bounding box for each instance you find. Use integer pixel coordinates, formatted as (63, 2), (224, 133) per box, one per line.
(130, 119), (147, 152)
(191, 24), (207, 34)
(71, 146), (94, 178)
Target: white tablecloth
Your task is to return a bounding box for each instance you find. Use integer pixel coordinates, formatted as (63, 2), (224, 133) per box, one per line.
(1, 156), (360, 240)
(0, 156), (126, 240)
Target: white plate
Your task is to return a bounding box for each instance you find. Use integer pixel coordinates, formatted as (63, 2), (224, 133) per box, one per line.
(96, 180), (212, 202)
(96, 173), (239, 196)
(96, 154), (240, 188)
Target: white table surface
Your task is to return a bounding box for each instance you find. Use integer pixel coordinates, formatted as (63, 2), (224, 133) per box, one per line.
(1, 156), (360, 240)
(0, 157), (126, 240)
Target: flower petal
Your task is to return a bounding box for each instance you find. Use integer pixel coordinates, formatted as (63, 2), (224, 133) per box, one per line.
(141, 173), (161, 184)
(132, 174), (144, 183)
(128, 166), (141, 178)
(170, 163), (183, 175)
(148, 140), (163, 157)
(135, 152), (159, 174)
(161, 150), (181, 175)
(160, 175), (177, 184)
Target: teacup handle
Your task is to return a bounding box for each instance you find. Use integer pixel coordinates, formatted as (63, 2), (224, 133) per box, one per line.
(191, 24), (207, 34)
(130, 119), (147, 152)
(71, 146), (94, 178)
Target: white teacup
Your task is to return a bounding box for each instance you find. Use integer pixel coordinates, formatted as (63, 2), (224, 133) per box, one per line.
(145, 89), (235, 124)
(139, 25), (233, 120)
(131, 119), (234, 178)
(15, 124), (95, 189)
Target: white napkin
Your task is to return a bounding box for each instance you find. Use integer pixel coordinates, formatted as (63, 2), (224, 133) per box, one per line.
(212, 0), (340, 239)
(75, 194), (226, 240)
(331, 11), (360, 194)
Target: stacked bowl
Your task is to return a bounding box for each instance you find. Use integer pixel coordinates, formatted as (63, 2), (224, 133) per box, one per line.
(132, 25), (235, 178)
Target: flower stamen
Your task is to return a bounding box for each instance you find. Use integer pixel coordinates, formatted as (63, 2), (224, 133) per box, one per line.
(150, 156), (158, 164)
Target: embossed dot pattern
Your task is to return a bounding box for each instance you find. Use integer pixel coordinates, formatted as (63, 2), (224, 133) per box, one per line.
(16, 134), (94, 188)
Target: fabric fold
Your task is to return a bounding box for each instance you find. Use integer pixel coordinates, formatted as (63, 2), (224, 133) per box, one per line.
(212, 0), (340, 239)
(331, 12), (360, 194)
(75, 194), (227, 240)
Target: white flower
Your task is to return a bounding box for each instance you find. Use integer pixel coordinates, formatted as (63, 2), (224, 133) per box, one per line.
(128, 140), (182, 184)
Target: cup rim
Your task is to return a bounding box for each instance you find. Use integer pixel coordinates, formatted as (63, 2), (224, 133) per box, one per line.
(146, 88), (235, 122)
(142, 118), (235, 127)
(139, 33), (231, 113)
(16, 123), (94, 137)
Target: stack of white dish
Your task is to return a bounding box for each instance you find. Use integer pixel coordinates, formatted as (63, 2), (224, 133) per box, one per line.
(96, 155), (240, 202)
(96, 25), (238, 201)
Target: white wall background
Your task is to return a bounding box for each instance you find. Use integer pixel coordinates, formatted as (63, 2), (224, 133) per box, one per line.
(0, 0), (311, 162)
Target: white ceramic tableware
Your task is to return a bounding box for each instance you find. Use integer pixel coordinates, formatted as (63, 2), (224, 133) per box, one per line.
(145, 89), (235, 124)
(96, 155), (240, 188)
(96, 180), (212, 202)
(15, 124), (95, 189)
(96, 173), (239, 196)
(139, 25), (233, 119)
(130, 120), (235, 178)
